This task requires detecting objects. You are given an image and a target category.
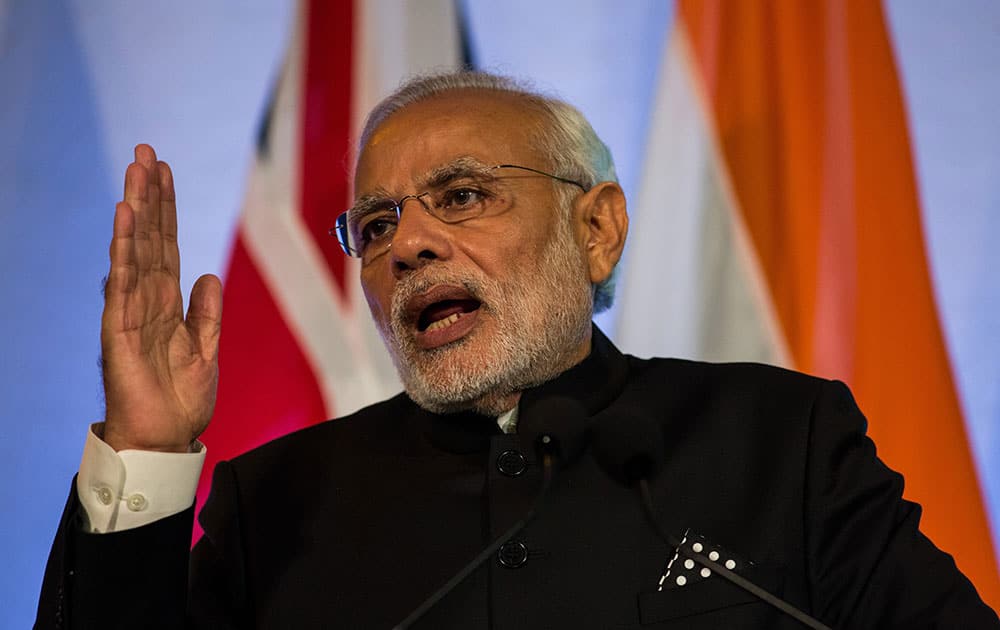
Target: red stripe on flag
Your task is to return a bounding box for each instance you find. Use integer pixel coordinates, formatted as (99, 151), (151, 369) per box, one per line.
(193, 234), (328, 543)
(300, 0), (353, 297)
(192, 0), (358, 544)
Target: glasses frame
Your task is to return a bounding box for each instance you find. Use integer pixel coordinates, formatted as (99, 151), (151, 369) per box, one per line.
(330, 164), (588, 258)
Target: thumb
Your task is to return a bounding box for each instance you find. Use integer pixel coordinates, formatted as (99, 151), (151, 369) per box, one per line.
(186, 273), (223, 359)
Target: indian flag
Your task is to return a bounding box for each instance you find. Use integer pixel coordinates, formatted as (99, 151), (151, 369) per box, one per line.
(617, 0), (999, 608)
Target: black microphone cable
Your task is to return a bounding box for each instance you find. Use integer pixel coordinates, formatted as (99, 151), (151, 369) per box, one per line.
(392, 397), (588, 630)
(392, 458), (555, 630)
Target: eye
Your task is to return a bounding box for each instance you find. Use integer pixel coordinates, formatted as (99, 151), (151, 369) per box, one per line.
(439, 187), (487, 211)
(356, 210), (398, 246)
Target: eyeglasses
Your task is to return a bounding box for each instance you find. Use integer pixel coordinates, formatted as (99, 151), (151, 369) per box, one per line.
(330, 164), (587, 261)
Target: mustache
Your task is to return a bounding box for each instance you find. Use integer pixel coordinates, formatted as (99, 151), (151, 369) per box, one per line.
(390, 268), (491, 325)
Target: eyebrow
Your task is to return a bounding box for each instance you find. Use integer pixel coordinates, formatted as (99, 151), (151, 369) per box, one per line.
(348, 194), (396, 221)
(350, 157), (497, 217)
(415, 156), (495, 190)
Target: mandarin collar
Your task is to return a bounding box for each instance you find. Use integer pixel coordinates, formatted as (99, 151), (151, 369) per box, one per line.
(422, 324), (629, 453)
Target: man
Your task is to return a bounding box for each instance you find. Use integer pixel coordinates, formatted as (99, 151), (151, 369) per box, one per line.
(36, 71), (998, 629)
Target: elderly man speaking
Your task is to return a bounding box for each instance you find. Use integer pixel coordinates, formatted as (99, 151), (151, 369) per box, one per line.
(36, 72), (998, 629)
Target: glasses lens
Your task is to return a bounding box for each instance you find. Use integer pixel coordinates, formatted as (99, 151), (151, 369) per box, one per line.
(335, 200), (401, 259)
(333, 212), (357, 257)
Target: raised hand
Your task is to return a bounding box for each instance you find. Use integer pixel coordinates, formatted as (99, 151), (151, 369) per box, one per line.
(100, 144), (222, 452)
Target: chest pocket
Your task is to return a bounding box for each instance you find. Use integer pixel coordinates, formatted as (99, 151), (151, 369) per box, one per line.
(637, 564), (784, 626)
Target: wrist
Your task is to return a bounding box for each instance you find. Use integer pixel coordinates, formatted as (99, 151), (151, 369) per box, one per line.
(98, 422), (196, 453)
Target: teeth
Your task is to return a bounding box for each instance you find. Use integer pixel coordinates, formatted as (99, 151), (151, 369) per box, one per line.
(425, 312), (461, 332)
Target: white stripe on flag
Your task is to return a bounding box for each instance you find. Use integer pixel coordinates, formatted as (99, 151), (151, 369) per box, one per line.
(617, 26), (790, 367)
(241, 0), (463, 419)
(240, 5), (399, 418)
(354, 0), (463, 140)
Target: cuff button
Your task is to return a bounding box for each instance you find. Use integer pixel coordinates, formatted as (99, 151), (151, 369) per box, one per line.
(126, 493), (148, 512)
(95, 486), (113, 506)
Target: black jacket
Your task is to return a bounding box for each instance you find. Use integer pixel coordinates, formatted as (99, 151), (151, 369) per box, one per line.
(36, 328), (999, 629)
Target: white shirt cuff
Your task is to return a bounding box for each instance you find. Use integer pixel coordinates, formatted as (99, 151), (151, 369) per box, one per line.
(76, 422), (207, 533)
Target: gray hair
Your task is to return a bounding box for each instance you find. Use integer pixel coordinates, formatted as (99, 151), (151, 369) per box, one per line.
(359, 70), (619, 313)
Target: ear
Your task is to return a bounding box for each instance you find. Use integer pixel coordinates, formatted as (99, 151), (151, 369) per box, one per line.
(573, 181), (628, 286)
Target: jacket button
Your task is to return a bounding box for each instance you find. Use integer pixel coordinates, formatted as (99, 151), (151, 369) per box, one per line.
(496, 450), (527, 477)
(498, 541), (529, 568)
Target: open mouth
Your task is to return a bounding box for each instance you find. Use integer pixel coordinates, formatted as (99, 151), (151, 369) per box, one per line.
(404, 285), (484, 349)
(418, 299), (482, 333)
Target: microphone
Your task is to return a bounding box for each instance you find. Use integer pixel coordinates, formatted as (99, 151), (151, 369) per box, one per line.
(589, 405), (665, 486)
(392, 397), (588, 630)
(590, 410), (833, 630)
(520, 396), (591, 469)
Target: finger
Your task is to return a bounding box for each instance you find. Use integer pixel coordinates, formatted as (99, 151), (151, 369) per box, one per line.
(158, 161), (181, 279)
(104, 202), (138, 329)
(135, 144), (163, 269)
(124, 144), (156, 203)
(123, 160), (148, 208)
(123, 163), (155, 272)
(134, 142), (157, 166)
(186, 274), (223, 360)
(135, 144), (162, 233)
(127, 145), (164, 270)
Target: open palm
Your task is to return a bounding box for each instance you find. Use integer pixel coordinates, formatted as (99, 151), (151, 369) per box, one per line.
(101, 144), (222, 452)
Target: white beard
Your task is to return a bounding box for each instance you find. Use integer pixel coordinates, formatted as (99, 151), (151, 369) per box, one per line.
(374, 217), (594, 415)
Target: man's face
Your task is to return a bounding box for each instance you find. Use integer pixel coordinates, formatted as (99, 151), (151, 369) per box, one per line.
(354, 90), (595, 415)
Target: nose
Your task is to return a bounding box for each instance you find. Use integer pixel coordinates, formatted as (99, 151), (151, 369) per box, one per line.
(389, 196), (453, 278)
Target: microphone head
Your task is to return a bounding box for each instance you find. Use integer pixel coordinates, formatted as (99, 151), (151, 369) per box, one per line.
(590, 410), (665, 486)
(520, 396), (590, 466)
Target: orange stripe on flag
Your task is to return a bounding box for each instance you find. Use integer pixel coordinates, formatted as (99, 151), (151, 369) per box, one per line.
(678, 0), (999, 607)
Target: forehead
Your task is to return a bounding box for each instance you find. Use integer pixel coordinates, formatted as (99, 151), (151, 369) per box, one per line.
(355, 90), (546, 194)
